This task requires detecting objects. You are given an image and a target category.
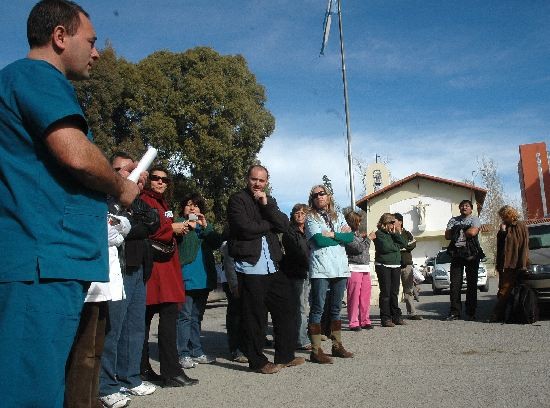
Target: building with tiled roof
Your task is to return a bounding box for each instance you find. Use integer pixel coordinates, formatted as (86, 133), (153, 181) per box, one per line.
(357, 172), (487, 265)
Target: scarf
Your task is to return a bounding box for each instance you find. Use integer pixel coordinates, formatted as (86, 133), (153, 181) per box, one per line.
(319, 210), (335, 232)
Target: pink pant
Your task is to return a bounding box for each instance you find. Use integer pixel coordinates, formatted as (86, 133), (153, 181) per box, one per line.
(346, 271), (372, 328)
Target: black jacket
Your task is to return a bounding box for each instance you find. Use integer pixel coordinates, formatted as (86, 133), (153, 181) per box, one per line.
(281, 223), (309, 279)
(125, 197), (160, 281)
(227, 188), (289, 265)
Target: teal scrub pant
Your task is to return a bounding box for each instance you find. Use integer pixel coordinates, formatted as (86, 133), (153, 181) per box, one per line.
(0, 276), (87, 408)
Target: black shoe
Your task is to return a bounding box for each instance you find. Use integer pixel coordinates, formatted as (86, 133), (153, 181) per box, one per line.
(141, 368), (163, 383)
(361, 324), (374, 330)
(163, 372), (199, 387)
(393, 318), (407, 325)
(349, 326), (362, 332)
(408, 315), (423, 320)
(464, 314), (476, 321)
(444, 315), (460, 321)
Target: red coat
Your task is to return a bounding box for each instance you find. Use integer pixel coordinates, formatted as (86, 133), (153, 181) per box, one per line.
(140, 189), (185, 305)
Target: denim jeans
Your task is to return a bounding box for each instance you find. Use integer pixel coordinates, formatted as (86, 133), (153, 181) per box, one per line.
(290, 278), (310, 347)
(309, 277), (347, 324)
(177, 289), (209, 358)
(99, 266), (146, 396)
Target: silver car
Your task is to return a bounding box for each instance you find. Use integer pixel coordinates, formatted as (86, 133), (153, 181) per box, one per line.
(526, 221), (550, 302)
(431, 249), (489, 295)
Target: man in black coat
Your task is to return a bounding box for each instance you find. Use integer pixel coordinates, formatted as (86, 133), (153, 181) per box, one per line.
(227, 165), (303, 374)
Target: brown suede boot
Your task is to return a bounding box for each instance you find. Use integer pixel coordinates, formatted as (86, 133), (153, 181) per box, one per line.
(330, 320), (354, 358)
(308, 323), (333, 364)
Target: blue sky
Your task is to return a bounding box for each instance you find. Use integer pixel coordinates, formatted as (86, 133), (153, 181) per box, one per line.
(2, 1), (549, 215)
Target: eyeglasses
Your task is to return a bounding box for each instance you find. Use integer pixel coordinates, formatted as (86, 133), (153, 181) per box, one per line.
(311, 191), (328, 199)
(150, 174), (171, 184)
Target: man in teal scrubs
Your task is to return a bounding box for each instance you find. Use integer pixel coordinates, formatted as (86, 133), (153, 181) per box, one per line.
(0, 1), (141, 406)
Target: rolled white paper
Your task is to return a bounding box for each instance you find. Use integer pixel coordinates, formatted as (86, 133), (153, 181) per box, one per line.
(127, 146), (158, 182)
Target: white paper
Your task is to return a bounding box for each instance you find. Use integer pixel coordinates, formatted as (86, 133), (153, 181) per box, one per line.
(128, 147), (158, 182)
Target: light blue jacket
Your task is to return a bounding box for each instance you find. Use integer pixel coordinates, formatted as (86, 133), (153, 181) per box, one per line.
(305, 212), (351, 279)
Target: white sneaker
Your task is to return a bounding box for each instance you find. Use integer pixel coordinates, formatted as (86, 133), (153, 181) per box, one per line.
(122, 381), (156, 396)
(99, 392), (131, 408)
(180, 356), (196, 368)
(192, 354), (216, 364)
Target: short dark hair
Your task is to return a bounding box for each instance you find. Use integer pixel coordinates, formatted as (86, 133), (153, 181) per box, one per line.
(459, 200), (473, 208)
(247, 164), (269, 179)
(110, 151), (134, 163)
(27, 0), (88, 48)
(180, 192), (207, 214)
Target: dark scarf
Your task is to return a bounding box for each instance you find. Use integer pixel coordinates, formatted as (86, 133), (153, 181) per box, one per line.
(319, 210), (335, 232)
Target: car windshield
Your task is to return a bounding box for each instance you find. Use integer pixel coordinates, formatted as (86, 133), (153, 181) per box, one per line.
(528, 224), (550, 249)
(436, 251), (452, 264)
(528, 224), (550, 236)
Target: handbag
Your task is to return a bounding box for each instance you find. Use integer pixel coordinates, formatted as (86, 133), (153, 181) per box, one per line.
(150, 238), (176, 262)
(412, 265), (425, 283)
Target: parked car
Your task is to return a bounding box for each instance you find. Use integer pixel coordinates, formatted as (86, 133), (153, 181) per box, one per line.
(431, 249), (489, 295)
(421, 257), (435, 283)
(525, 221), (550, 302)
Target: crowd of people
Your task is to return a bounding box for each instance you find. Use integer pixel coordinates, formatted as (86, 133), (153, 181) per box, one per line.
(0, 1), (533, 407)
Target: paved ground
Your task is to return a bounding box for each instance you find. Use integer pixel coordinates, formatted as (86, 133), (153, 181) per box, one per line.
(129, 277), (550, 408)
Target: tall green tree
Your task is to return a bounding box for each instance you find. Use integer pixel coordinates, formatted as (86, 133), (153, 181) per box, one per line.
(74, 46), (275, 224)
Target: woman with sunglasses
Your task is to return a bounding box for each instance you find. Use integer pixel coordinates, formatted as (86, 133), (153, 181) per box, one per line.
(373, 213), (408, 327)
(140, 167), (198, 387)
(306, 185), (354, 364)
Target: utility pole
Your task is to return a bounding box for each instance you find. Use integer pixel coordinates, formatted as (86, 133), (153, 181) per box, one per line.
(321, 0), (356, 209)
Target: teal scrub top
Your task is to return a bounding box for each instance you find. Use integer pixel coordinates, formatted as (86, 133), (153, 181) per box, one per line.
(0, 59), (108, 282)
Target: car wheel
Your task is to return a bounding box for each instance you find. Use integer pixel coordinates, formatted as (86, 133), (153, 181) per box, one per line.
(480, 282), (489, 292)
(432, 282), (442, 295)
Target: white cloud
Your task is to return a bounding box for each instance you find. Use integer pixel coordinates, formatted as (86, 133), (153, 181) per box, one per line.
(258, 114), (534, 215)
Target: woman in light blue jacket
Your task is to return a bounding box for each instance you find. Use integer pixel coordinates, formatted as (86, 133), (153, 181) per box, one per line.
(305, 185), (354, 364)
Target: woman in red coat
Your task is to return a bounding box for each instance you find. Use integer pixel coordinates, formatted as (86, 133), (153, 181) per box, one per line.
(140, 166), (198, 387)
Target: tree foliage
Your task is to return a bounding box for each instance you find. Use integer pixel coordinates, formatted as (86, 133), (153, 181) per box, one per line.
(476, 156), (506, 264)
(74, 46), (275, 224)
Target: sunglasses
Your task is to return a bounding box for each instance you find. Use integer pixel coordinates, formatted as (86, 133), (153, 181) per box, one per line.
(150, 174), (171, 184)
(311, 191), (328, 199)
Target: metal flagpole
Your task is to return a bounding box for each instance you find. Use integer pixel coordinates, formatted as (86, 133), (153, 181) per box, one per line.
(336, 0), (356, 209)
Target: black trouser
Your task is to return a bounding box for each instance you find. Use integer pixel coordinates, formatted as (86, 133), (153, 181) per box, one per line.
(141, 302), (182, 378)
(375, 264), (402, 323)
(449, 257), (480, 317)
(222, 283), (244, 353)
(237, 271), (296, 370)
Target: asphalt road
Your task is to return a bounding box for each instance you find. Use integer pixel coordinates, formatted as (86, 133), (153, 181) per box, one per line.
(129, 277), (550, 408)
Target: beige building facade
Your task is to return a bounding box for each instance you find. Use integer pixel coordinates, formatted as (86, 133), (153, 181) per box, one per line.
(355, 172), (487, 305)
(357, 172), (487, 266)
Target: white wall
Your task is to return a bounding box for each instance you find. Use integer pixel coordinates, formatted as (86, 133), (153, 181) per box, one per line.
(389, 196), (453, 235)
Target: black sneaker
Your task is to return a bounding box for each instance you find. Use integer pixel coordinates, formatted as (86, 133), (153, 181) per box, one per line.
(444, 315), (460, 321)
